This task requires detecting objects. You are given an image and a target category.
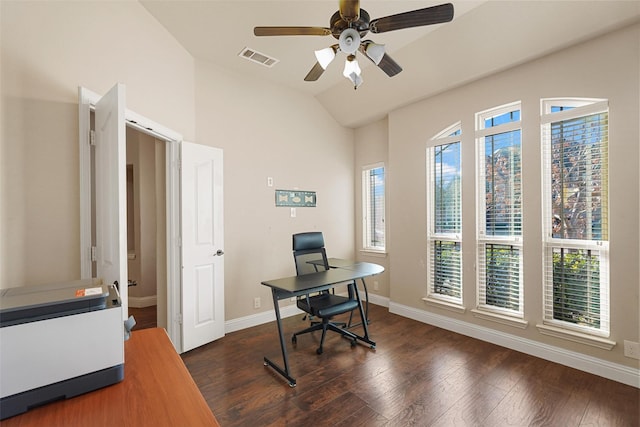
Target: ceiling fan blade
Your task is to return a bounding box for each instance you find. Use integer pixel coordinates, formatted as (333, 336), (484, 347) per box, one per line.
(304, 62), (326, 81)
(369, 3), (454, 34)
(377, 53), (403, 77)
(339, 0), (360, 22)
(254, 27), (332, 36)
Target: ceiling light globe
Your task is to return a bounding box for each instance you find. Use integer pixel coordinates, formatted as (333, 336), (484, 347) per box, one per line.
(338, 28), (360, 55)
(343, 56), (361, 78)
(314, 47), (335, 69)
(365, 43), (385, 65)
(343, 56), (363, 89)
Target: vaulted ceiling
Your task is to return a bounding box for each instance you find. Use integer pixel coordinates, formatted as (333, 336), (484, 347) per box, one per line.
(140, 1), (639, 128)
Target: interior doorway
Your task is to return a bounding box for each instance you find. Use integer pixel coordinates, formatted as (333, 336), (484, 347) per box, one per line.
(88, 118), (168, 329)
(124, 126), (167, 330)
(78, 85), (183, 353)
(79, 85), (225, 353)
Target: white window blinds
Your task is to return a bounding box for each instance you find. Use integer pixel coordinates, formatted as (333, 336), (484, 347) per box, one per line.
(427, 126), (462, 303)
(362, 164), (385, 251)
(476, 102), (524, 317)
(541, 99), (609, 336)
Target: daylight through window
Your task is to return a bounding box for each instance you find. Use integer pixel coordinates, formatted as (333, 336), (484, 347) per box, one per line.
(362, 164), (385, 251)
(427, 124), (462, 303)
(475, 102), (523, 317)
(541, 98), (610, 336)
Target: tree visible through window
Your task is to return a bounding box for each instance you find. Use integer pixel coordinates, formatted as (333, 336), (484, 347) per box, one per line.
(542, 98), (609, 335)
(476, 103), (523, 316)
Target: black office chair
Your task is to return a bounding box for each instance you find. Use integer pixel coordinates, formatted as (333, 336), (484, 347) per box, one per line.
(291, 232), (360, 355)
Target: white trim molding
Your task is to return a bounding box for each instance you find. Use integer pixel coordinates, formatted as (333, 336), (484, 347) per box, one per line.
(536, 323), (616, 350)
(366, 293), (390, 308)
(423, 297), (466, 314)
(225, 294), (391, 334)
(471, 308), (529, 329)
(129, 295), (157, 308)
(390, 301), (639, 388)
(225, 304), (304, 334)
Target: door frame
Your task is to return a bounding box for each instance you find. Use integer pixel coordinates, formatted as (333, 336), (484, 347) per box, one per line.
(78, 87), (184, 352)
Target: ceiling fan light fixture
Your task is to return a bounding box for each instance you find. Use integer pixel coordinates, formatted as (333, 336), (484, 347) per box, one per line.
(343, 55), (363, 89)
(365, 43), (385, 65)
(338, 28), (361, 55)
(254, 2), (456, 87)
(314, 47), (336, 69)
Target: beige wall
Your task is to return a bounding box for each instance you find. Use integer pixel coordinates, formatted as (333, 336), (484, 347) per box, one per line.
(194, 60), (355, 320)
(379, 23), (639, 368)
(0, 1), (195, 287)
(354, 118), (390, 297)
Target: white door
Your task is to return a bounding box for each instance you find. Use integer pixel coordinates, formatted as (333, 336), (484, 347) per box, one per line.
(181, 142), (224, 352)
(94, 83), (128, 320)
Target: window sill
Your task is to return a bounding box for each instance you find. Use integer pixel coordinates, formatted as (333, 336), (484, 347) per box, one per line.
(359, 249), (387, 258)
(471, 309), (528, 329)
(536, 323), (616, 350)
(422, 297), (465, 314)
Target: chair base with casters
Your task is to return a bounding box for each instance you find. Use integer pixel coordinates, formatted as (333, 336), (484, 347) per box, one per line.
(297, 294), (353, 330)
(292, 292), (360, 355)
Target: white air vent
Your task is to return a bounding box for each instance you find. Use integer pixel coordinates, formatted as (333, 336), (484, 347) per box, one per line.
(239, 47), (279, 68)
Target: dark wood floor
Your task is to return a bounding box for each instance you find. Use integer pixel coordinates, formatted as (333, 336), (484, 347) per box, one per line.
(132, 304), (639, 426)
(128, 305), (157, 330)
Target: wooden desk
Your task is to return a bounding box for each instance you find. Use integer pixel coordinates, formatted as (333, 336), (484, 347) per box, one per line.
(1, 328), (220, 427)
(261, 261), (384, 387)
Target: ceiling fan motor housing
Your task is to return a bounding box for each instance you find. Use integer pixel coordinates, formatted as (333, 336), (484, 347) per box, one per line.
(330, 9), (371, 38)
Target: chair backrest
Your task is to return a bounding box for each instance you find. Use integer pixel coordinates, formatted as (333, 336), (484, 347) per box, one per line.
(292, 232), (329, 276)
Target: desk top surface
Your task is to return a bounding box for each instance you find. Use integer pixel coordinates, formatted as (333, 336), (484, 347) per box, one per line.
(2, 328), (220, 427)
(262, 260), (384, 294)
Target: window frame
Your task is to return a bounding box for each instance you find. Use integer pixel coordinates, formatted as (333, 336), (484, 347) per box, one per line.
(540, 98), (610, 339)
(361, 162), (386, 253)
(474, 101), (525, 321)
(425, 123), (463, 307)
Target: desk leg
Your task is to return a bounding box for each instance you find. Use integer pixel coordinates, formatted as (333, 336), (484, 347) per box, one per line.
(263, 289), (296, 387)
(351, 282), (376, 349)
(347, 278), (370, 329)
(361, 278), (370, 324)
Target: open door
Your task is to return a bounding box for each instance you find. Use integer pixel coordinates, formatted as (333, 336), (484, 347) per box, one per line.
(94, 84), (128, 320)
(181, 142), (224, 352)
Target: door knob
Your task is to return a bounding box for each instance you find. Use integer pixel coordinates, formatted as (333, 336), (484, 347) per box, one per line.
(214, 249), (224, 256)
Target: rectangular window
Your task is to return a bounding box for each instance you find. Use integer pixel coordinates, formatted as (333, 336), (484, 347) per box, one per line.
(541, 98), (609, 337)
(427, 134), (462, 303)
(362, 164), (385, 251)
(476, 102), (523, 318)
(480, 243), (520, 311)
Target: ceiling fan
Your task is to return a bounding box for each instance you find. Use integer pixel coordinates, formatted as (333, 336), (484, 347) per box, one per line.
(254, 1), (454, 89)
